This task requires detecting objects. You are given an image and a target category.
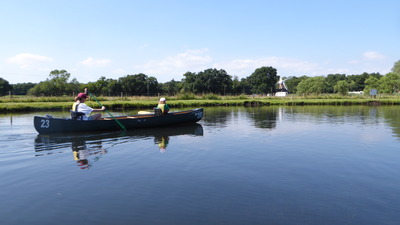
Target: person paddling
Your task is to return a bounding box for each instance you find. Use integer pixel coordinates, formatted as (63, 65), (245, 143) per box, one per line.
(72, 88), (106, 120)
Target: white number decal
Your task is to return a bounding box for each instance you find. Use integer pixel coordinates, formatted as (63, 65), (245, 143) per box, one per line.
(40, 119), (50, 128)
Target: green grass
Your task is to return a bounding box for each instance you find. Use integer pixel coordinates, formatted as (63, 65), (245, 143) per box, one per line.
(1, 94), (400, 113)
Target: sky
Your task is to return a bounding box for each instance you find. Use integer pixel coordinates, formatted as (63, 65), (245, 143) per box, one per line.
(1, 0), (399, 84)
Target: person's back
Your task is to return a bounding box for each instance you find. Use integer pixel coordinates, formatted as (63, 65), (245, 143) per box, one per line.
(156, 97), (170, 115)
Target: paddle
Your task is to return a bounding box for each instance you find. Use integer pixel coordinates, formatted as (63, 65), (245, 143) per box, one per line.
(87, 91), (127, 132)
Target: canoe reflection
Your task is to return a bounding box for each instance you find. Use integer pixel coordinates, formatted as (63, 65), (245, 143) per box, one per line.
(34, 123), (203, 168)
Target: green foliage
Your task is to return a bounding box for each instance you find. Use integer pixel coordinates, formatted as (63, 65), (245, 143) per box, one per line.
(0, 77), (13, 96)
(176, 93), (197, 100)
(246, 66), (278, 94)
(117, 73), (158, 96)
(27, 70), (80, 96)
(8, 59), (400, 97)
(363, 76), (380, 94)
(201, 93), (221, 100)
(325, 74), (346, 93)
(334, 80), (350, 95)
(346, 72), (382, 91)
(181, 68), (233, 95)
(297, 76), (325, 95)
(12, 82), (35, 95)
(284, 76), (307, 93)
(160, 79), (181, 95)
(378, 73), (400, 94)
(392, 60), (400, 75)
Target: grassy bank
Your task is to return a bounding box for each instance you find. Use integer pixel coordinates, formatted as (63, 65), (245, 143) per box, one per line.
(1, 94), (400, 113)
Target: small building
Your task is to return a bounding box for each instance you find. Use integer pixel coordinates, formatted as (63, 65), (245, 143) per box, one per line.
(275, 78), (289, 97)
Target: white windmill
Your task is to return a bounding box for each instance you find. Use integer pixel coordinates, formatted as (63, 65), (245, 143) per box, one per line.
(275, 77), (289, 97)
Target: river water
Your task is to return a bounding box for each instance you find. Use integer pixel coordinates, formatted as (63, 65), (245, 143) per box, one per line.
(0, 106), (399, 225)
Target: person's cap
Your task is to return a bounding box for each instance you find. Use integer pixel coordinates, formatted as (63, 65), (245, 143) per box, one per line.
(159, 97), (166, 102)
(77, 93), (88, 99)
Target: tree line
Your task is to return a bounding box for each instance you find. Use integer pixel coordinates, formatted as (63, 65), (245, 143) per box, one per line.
(2, 60), (400, 97)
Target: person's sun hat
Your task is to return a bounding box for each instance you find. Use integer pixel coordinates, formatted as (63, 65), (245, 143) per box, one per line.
(77, 93), (88, 99)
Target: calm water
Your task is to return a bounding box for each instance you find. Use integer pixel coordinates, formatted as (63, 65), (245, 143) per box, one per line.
(0, 106), (399, 225)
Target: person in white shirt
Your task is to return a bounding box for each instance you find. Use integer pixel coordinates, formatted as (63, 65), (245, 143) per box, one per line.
(72, 89), (105, 120)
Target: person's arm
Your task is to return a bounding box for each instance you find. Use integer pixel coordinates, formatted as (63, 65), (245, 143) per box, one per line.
(92, 106), (106, 112)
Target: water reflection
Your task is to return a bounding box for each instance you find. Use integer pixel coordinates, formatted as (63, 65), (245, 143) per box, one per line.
(34, 123), (204, 167)
(245, 107), (278, 129)
(202, 107), (279, 129)
(72, 140), (107, 169)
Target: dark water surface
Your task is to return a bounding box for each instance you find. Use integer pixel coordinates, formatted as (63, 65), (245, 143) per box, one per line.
(1, 106), (399, 225)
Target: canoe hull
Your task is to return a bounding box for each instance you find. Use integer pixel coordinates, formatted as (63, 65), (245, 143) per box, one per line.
(34, 108), (203, 134)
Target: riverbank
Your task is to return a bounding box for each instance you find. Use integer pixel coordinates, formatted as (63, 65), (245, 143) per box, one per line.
(1, 94), (400, 113)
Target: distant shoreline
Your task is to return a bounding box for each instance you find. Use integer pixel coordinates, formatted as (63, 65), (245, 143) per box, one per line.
(1, 95), (399, 113)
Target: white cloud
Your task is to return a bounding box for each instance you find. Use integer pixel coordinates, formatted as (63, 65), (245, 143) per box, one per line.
(214, 57), (319, 77)
(80, 57), (111, 67)
(6, 53), (53, 69)
(362, 51), (385, 60)
(137, 49), (213, 78)
(133, 49), (393, 82)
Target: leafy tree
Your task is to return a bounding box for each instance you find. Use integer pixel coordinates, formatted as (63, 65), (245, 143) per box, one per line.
(118, 73), (158, 96)
(198, 68), (232, 95)
(296, 76), (325, 95)
(161, 79), (181, 95)
(181, 72), (198, 93)
(247, 66), (278, 94)
(334, 80), (350, 95)
(146, 76), (159, 95)
(239, 78), (252, 94)
(107, 79), (120, 96)
(181, 69), (233, 95)
(0, 77), (13, 96)
(231, 76), (242, 95)
(324, 74), (346, 93)
(392, 60), (400, 75)
(346, 72), (382, 91)
(12, 82), (35, 95)
(284, 76), (308, 93)
(378, 73), (400, 94)
(27, 70), (79, 96)
(363, 76), (380, 94)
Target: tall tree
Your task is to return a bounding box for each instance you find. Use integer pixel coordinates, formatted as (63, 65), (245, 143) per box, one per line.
(198, 68), (232, 95)
(378, 73), (400, 94)
(392, 60), (400, 75)
(162, 79), (181, 95)
(296, 76), (325, 95)
(12, 83), (36, 95)
(118, 73), (158, 96)
(363, 76), (380, 94)
(28, 70), (78, 96)
(0, 77), (13, 96)
(334, 80), (350, 95)
(247, 66), (279, 94)
(181, 72), (198, 93)
(324, 74), (346, 93)
(284, 76), (308, 93)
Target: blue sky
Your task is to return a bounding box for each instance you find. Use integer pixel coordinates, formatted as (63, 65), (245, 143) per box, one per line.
(1, 0), (399, 84)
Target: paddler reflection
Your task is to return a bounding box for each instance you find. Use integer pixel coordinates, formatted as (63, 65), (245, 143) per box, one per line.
(72, 140), (107, 169)
(154, 136), (170, 153)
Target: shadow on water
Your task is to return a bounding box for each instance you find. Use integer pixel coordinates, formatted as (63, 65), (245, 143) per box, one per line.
(34, 123), (204, 168)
